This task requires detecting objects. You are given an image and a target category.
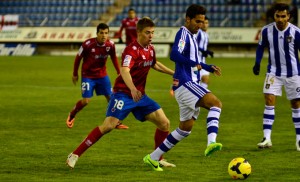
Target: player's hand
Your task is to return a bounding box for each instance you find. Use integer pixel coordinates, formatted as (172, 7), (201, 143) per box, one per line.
(131, 89), (142, 102)
(72, 75), (78, 85)
(212, 65), (221, 76)
(207, 50), (214, 58)
(253, 64), (260, 75)
(118, 37), (123, 43)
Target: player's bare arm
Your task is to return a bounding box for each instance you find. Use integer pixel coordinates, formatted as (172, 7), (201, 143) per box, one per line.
(152, 61), (174, 76)
(120, 67), (142, 102)
(72, 76), (78, 85)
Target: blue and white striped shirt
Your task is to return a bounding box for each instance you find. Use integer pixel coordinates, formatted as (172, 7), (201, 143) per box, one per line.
(195, 29), (209, 64)
(256, 22), (300, 77)
(170, 26), (201, 86)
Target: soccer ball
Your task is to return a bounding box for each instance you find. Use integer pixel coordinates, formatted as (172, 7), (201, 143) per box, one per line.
(228, 157), (251, 180)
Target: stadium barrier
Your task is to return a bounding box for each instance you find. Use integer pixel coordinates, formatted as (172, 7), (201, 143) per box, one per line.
(0, 27), (261, 57)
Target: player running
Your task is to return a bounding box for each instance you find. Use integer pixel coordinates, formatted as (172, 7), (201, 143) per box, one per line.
(66, 23), (128, 129)
(66, 17), (175, 169)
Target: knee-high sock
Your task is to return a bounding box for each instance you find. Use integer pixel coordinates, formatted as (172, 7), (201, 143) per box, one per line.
(207, 107), (221, 145)
(263, 105), (275, 140)
(154, 128), (169, 160)
(73, 127), (103, 157)
(70, 100), (87, 117)
(150, 128), (191, 161)
(292, 108), (300, 141)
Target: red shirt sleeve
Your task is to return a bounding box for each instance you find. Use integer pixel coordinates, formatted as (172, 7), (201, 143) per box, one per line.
(73, 45), (84, 76)
(110, 44), (120, 74)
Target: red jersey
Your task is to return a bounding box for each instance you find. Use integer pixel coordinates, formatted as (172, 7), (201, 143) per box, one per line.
(119, 17), (139, 45)
(73, 38), (120, 78)
(113, 41), (156, 96)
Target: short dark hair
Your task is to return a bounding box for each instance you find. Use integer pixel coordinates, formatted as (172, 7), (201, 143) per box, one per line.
(128, 8), (135, 12)
(273, 3), (290, 14)
(97, 23), (109, 33)
(137, 17), (155, 32)
(186, 4), (206, 19)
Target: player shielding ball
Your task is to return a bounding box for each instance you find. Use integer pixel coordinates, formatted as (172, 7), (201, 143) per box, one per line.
(66, 17), (176, 169)
(144, 4), (223, 172)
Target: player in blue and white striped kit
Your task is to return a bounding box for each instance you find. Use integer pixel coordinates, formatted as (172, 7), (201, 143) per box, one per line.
(143, 4), (223, 171)
(253, 3), (300, 151)
(196, 16), (214, 89)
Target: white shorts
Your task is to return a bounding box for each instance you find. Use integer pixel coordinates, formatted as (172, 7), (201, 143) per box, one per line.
(200, 69), (210, 78)
(174, 81), (210, 121)
(263, 73), (300, 100)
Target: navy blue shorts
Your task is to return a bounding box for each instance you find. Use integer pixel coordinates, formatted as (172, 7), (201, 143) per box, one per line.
(106, 92), (161, 121)
(81, 76), (112, 98)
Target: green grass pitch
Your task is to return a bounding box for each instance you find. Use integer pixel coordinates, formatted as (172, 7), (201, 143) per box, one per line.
(0, 55), (299, 181)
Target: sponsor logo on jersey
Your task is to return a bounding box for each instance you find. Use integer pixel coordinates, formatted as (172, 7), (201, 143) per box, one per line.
(143, 60), (153, 67)
(287, 35), (292, 43)
(123, 55), (132, 66)
(178, 39), (185, 50)
(106, 47), (110, 52)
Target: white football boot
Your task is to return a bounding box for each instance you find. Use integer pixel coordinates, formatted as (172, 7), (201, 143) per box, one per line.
(66, 153), (78, 169)
(159, 159), (176, 167)
(257, 137), (272, 148)
(296, 140), (300, 151)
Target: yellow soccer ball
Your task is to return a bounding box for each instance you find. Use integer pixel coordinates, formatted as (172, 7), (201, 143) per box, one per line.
(228, 157), (251, 180)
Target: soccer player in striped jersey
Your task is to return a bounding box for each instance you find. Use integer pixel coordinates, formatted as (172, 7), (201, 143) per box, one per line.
(66, 17), (176, 169)
(66, 23), (128, 129)
(196, 16), (214, 88)
(253, 3), (300, 151)
(144, 4), (223, 171)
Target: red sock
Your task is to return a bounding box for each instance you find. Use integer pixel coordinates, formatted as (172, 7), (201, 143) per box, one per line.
(73, 127), (103, 157)
(70, 100), (86, 117)
(154, 128), (169, 160)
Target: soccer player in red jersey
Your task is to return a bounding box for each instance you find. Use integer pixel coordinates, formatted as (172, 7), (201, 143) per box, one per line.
(66, 23), (128, 129)
(118, 8), (139, 45)
(66, 17), (176, 170)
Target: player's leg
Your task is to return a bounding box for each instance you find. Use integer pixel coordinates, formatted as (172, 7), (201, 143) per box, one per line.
(286, 75), (300, 151)
(67, 78), (94, 128)
(66, 116), (119, 169)
(258, 74), (282, 148)
(145, 117), (193, 171)
(199, 70), (210, 89)
(257, 94), (276, 148)
(291, 99), (300, 151)
(96, 76), (129, 129)
(143, 86), (199, 171)
(196, 92), (223, 156)
(144, 108), (176, 167)
(67, 93), (132, 169)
